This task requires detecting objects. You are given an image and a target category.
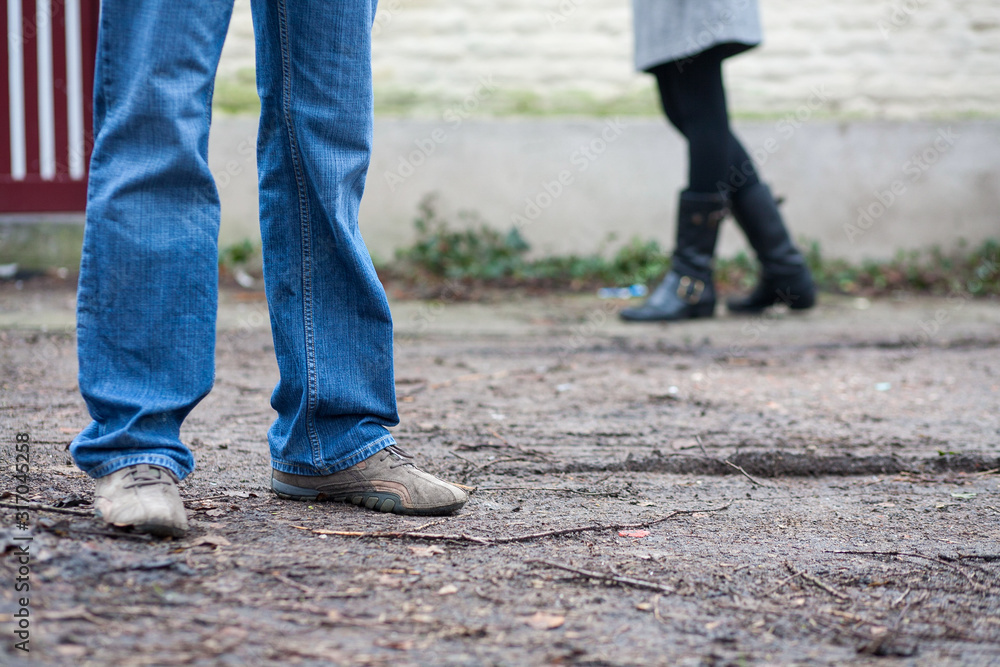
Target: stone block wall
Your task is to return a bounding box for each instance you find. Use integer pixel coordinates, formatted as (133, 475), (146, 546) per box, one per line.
(219, 0), (1000, 117)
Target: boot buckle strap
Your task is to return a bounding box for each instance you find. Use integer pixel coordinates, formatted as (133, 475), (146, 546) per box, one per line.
(676, 276), (705, 304)
(690, 208), (729, 228)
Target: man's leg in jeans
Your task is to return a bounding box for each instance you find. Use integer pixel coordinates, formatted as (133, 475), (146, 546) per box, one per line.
(251, 0), (466, 515)
(72, 1), (235, 535)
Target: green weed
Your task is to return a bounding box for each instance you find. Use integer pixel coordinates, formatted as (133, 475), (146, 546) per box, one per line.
(389, 196), (1000, 297)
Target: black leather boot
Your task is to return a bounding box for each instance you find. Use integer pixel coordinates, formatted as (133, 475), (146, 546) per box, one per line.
(726, 183), (816, 314)
(620, 191), (728, 322)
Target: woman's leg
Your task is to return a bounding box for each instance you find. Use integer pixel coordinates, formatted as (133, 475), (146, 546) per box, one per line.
(652, 49), (759, 194)
(652, 49), (814, 315)
(621, 49), (735, 322)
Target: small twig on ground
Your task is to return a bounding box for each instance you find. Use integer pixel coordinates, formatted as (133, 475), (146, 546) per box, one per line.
(859, 590), (926, 657)
(449, 451), (480, 469)
(265, 570), (315, 595)
(290, 504), (730, 545)
(827, 550), (991, 593)
(784, 562), (850, 600)
(474, 456), (531, 472)
(448, 453), (534, 479)
(695, 435), (771, 488)
(489, 504), (731, 544)
(492, 429), (553, 461)
(410, 519), (449, 532)
(36, 606), (104, 625)
(181, 494), (234, 505)
(696, 436), (710, 459)
(488, 429), (509, 446)
(528, 559), (674, 593)
(0, 501), (92, 517)
(763, 571), (802, 597)
(479, 486), (620, 497)
(296, 529), (492, 544)
(722, 460), (769, 488)
(454, 443), (504, 452)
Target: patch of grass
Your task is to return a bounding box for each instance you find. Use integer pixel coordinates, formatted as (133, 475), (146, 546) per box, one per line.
(373, 85), (662, 118)
(804, 239), (1000, 297)
(212, 75), (999, 121)
(388, 196), (1000, 297)
(212, 69), (260, 115)
(397, 197), (531, 281)
(219, 239), (257, 268)
(392, 196), (677, 289)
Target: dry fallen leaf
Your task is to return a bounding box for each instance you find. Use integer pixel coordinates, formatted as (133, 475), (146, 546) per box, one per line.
(437, 584), (459, 596)
(524, 611), (565, 630)
(188, 535), (231, 548)
(618, 530), (650, 538)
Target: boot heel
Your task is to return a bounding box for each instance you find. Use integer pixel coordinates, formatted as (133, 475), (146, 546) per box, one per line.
(689, 301), (716, 318)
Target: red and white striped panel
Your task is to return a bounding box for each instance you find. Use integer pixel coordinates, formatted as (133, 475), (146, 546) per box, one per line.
(1, 0), (97, 213)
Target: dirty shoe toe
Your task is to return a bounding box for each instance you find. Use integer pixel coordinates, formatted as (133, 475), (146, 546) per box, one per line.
(94, 464), (189, 537)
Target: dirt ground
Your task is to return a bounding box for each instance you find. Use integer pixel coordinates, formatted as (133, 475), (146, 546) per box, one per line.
(1, 280), (999, 666)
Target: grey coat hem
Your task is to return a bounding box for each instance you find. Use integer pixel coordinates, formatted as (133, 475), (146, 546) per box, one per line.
(633, 0), (763, 72)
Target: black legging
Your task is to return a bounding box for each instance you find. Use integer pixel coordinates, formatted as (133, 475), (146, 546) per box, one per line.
(650, 45), (760, 195)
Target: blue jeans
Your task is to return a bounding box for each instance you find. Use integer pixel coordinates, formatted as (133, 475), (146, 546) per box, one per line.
(71, 0), (398, 481)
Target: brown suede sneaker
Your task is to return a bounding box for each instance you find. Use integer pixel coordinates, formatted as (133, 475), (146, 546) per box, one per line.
(94, 464), (189, 537)
(271, 445), (468, 516)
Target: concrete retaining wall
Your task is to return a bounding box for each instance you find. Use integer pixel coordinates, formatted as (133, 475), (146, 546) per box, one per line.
(211, 117), (1000, 263)
(4, 117), (996, 269)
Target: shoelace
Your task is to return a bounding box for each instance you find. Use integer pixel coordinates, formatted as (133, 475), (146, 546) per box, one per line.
(122, 464), (172, 489)
(378, 445), (416, 470)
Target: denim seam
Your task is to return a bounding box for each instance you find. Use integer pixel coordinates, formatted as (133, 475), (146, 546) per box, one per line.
(270, 433), (396, 477)
(275, 0), (322, 468)
(88, 454), (188, 481)
(98, 8), (112, 117)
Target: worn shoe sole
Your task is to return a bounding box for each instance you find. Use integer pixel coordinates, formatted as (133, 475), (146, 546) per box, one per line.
(271, 477), (465, 516)
(94, 509), (187, 538)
